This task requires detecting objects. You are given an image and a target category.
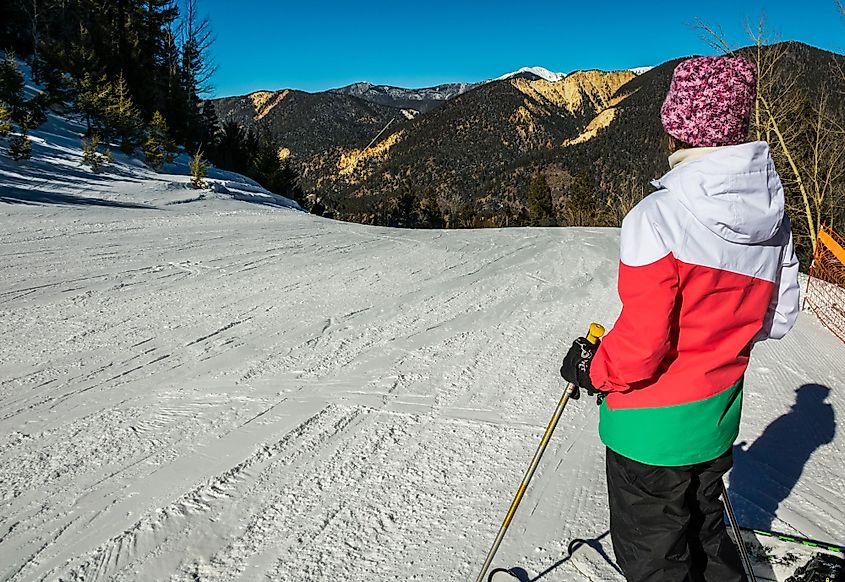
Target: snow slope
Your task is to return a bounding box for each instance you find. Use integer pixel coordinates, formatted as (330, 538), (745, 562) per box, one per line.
(494, 66), (653, 83)
(1, 113), (844, 582)
(496, 66), (568, 83)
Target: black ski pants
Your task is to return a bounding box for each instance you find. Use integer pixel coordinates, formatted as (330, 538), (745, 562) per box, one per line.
(606, 447), (748, 582)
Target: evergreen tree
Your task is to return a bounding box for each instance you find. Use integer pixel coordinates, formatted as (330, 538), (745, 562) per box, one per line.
(567, 171), (597, 227)
(0, 53), (27, 121)
(82, 134), (113, 172)
(0, 2), (30, 55)
(189, 147), (208, 188)
(214, 120), (252, 174)
(248, 136), (307, 203)
(388, 187), (419, 228)
(160, 25), (190, 142)
(133, 0), (180, 115)
(30, 41), (74, 108)
(214, 120), (242, 169)
(0, 103), (10, 137)
(180, 1), (215, 94)
(8, 133), (32, 160)
(143, 110), (177, 171)
(74, 72), (111, 134)
(527, 173), (554, 226)
(180, 0), (216, 149)
(65, 21), (104, 104)
(244, 128), (259, 166)
(0, 53), (39, 161)
(276, 161), (306, 205)
(418, 188), (445, 228)
(0, 54), (45, 128)
(104, 73), (143, 153)
(24, 92), (48, 127)
(249, 136), (279, 183)
(199, 100), (220, 152)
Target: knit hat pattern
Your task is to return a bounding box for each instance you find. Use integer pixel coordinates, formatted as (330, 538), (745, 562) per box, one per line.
(661, 56), (757, 147)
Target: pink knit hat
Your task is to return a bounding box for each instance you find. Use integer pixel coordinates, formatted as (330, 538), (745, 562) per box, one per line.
(661, 56), (757, 147)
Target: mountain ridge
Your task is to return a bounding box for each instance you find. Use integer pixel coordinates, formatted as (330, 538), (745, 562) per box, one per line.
(209, 42), (845, 229)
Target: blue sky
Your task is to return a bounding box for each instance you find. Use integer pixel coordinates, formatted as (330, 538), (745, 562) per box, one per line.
(204, 0), (844, 97)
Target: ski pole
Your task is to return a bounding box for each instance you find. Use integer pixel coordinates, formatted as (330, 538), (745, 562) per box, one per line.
(475, 323), (605, 582)
(722, 482), (758, 582)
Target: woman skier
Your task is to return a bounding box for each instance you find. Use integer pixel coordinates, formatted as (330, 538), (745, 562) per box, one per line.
(561, 55), (801, 582)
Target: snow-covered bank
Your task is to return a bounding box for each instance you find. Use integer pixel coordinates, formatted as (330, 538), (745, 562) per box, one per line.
(1, 114), (844, 581)
(0, 100), (299, 212)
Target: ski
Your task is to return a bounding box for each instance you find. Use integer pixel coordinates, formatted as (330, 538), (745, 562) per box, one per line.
(741, 527), (844, 555)
(732, 527), (844, 582)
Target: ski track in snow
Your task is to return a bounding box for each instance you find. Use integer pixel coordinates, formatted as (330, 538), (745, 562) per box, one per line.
(1, 198), (844, 580)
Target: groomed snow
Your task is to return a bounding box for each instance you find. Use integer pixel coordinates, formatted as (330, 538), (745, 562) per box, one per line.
(1, 110), (844, 582)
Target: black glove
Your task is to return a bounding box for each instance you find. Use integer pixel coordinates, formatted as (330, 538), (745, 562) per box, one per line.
(560, 337), (602, 401)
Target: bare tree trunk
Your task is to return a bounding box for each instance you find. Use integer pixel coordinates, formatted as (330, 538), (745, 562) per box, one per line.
(760, 95), (817, 248)
(117, 0), (128, 75)
(31, 0), (39, 59)
(754, 25), (763, 141)
(21, 0), (40, 59)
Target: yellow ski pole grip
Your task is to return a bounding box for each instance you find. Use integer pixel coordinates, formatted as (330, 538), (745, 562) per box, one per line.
(586, 322), (605, 345)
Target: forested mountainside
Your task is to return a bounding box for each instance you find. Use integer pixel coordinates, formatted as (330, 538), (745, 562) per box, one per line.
(212, 89), (403, 160)
(211, 42), (845, 240)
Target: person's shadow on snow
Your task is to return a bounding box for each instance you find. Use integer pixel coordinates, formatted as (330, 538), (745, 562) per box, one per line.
(730, 384), (835, 530)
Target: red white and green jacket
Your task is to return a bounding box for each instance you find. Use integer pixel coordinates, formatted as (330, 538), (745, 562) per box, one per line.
(590, 142), (800, 467)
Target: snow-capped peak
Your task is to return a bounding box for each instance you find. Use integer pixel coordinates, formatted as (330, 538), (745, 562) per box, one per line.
(496, 66), (567, 83)
(629, 66), (653, 75)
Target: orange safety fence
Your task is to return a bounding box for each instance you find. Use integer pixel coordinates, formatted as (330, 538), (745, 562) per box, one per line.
(805, 225), (845, 343)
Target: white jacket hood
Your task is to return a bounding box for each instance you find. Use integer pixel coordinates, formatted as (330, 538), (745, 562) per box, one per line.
(652, 141), (785, 244)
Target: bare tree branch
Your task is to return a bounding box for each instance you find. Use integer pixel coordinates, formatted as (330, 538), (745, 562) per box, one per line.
(694, 12), (845, 249)
(693, 19), (734, 55)
(180, 0), (218, 96)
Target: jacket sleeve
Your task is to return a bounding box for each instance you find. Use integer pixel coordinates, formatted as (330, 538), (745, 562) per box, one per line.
(590, 203), (679, 393)
(756, 220), (800, 342)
